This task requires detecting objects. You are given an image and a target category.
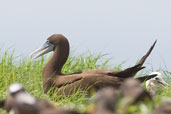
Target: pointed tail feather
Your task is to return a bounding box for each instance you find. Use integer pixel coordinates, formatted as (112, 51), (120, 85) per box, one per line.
(136, 74), (157, 83)
(135, 40), (157, 68)
(113, 40), (157, 78)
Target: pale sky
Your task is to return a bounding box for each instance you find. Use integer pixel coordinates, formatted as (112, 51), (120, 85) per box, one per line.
(0, 0), (171, 71)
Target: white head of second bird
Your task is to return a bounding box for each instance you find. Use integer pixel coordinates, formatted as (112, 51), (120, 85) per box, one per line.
(146, 72), (169, 95)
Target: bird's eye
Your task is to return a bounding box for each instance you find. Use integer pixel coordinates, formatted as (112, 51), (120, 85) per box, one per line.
(155, 77), (160, 80)
(46, 40), (49, 43)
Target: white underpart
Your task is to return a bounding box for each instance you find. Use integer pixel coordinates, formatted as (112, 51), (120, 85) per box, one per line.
(146, 72), (168, 95)
(16, 93), (36, 105)
(9, 110), (15, 114)
(9, 83), (24, 94)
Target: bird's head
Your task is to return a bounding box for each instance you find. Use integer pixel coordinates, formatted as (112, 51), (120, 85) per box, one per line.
(8, 83), (25, 96)
(29, 34), (69, 60)
(146, 72), (168, 88)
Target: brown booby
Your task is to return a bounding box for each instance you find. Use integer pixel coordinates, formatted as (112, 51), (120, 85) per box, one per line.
(5, 83), (26, 113)
(4, 83), (82, 114)
(146, 72), (169, 96)
(4, 83), (38, 114)
(29, 34), (157, 95)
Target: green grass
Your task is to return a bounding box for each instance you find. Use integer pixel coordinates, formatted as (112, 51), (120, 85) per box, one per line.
(0, 49), (171, 114)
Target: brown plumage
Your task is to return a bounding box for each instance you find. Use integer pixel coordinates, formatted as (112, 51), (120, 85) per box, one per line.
(93, 87), (118, 114)
(30, 34), (157, 95)
(4, 83), (82, 114)
(152, 103), (171, 114)
(118, 78), (152, 114)
(3, 83), (40, 114)
(4, 83), (26, 113)
(120, 78), (151, 103)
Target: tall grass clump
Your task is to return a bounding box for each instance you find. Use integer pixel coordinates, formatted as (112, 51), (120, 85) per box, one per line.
(0, 49), (111, 113)
(0, 50), (46, 99)
(0, 49), (171, 114)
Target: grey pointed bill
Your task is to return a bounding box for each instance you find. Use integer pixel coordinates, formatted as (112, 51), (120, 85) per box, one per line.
(29, 41), (54, 60)
(158, 79), (169, 87)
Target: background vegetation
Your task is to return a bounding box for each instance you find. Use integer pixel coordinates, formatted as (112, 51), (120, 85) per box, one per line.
(0, 49), (170, 114)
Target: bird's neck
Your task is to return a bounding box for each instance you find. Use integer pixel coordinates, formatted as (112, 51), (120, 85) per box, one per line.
(42, 43), (69, 78)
